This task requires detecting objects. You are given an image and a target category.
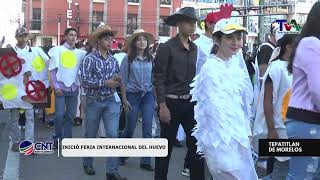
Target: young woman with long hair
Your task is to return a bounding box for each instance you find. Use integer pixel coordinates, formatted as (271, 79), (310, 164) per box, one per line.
(119, 29), (155, 171)
(190, 18), (258, 179)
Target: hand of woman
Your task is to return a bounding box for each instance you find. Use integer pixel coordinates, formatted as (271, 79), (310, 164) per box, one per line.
(123, 99), (132, 113)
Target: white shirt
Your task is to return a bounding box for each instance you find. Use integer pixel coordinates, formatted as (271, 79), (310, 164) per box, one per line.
(113, 52), (127, 66)
(194, 34), (214, 56)
(194, 34), (214, 75)
(253, 60), (292, 136)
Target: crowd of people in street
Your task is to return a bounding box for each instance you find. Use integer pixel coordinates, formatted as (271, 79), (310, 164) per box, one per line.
(1, 1), (320, 180)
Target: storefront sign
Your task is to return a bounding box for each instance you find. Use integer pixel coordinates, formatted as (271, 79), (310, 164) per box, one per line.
(67, 0), (73, 28)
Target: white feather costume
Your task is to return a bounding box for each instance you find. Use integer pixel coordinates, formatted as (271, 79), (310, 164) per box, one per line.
(190, 54), (258, 180)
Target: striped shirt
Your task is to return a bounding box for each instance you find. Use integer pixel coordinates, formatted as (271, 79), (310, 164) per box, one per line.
(80, 50), (120, 100)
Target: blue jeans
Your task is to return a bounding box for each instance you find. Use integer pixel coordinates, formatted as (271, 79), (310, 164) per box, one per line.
(286, 118), (320, 180)
(121, 91), (154, 165)
(83, 95), (121, 174)
(53, 90), (78, 141)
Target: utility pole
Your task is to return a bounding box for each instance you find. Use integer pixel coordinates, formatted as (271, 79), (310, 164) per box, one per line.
(243, 0), (248, 47)
(57, 14), (61, 46)
(258, 0), (265, 44)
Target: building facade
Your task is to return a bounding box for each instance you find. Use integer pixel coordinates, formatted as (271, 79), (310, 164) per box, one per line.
(24, 0), (181, 46)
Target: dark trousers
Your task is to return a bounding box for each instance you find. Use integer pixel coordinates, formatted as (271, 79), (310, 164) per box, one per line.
(154, 98), (204, 180)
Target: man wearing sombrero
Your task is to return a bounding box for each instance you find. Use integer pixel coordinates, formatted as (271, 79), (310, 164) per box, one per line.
(153, 7), (205, 180)
(80, 25), (129, 180)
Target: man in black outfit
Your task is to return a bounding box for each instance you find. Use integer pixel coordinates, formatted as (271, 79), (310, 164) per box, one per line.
(153, 7), (205, 180)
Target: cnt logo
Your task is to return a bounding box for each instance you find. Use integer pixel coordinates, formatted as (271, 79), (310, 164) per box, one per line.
(19, 140), (54, 155)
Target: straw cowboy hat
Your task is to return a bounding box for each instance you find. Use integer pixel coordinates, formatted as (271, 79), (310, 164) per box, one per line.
(89, 24), (118, 43)
(165, 7), (198, 26)
(126, 29), (155, 45)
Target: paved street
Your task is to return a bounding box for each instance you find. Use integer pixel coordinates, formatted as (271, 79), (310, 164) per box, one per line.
(0, 111), (194, 180)
(0, 110), (266, 180)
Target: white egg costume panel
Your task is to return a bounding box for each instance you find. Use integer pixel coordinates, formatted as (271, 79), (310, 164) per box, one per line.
(19, 47), (50, 88)
(0, 69), (32, 109)
(48, 46), (86, 87)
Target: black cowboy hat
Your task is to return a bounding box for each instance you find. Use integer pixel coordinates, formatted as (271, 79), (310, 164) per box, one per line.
(165, 7), (198, 26)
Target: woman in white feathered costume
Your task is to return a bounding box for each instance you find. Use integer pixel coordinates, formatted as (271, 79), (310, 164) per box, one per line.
(190, 18), (258, 179)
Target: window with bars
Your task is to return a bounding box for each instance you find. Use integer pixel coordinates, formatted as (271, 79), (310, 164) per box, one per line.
(128, 0), (139, 3)
(31, 8), (41, 30)
(159, 16), (169, 36)
(92, 11), (104, 32)
(160, 0), (171, 5)
(127, 14), (138, 35)
(22, 0), (26, 13)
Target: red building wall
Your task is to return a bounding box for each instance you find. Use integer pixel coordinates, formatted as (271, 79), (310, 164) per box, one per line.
(25, 0), (182, 45)
(141, 0), (157, 37)
(107, 0), (125, 37)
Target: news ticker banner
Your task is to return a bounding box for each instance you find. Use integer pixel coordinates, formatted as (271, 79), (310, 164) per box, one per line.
(259, 139), (320, 156)
(61, 138), (168, 157)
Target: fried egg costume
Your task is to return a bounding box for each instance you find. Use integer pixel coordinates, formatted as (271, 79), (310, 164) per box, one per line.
(0, 52), (32, 109)
(18, 47), (50, 88)
(48, 46), (86, 87)
(190, 18), (258, 180)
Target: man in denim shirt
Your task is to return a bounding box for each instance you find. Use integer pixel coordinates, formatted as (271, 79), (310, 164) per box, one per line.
(80, 25), (129, 180)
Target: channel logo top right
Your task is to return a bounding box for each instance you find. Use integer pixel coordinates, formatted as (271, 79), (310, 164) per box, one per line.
(274, 19), (301, 33)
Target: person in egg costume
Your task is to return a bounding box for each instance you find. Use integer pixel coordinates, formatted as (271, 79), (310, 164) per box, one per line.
(0, 27), (33, 152)
(14, 27), (50, 144)
(48, 28), (86, 148)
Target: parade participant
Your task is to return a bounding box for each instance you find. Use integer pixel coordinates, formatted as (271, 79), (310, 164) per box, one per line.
(119, 29), (155, 171)
(48, 28), (86, 147)
(193, 10), (219, 55)
(79, 40), (109, 138)
(0, 27), (33, 151)
(285, 2), (320, 179)
(195, 4), (235, 75)
(190, 18), (258, 179)
(80, 25), (129, 180)
(251, 23), (278, 111)
(113, 40), (127, 66)
(255, 24), (277, 78)
(14, 27), (50, 144)
(253, 34), (298, 179)
(153, 7), (205, 180)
